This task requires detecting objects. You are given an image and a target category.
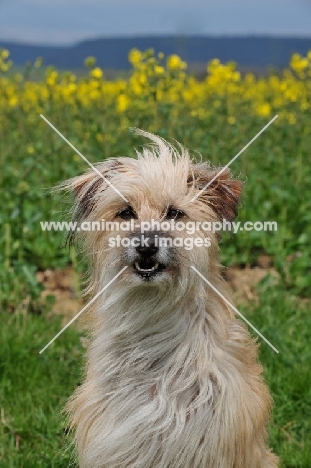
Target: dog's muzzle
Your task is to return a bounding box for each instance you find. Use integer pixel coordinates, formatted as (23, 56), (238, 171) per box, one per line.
(128, 232), (169, 281)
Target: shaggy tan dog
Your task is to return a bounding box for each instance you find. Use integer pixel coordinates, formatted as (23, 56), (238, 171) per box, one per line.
(64, 130), (278, 468)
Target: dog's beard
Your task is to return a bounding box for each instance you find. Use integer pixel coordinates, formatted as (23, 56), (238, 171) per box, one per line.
(92, 233), (211, 310)
(124, 235), (176, 284)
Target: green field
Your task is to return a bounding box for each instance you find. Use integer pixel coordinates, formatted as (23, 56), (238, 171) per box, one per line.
(0, 49), (311, 467)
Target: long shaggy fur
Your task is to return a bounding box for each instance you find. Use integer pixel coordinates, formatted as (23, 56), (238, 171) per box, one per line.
(63, 129), (278, 467)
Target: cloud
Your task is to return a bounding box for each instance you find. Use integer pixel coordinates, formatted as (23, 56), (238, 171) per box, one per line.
(0, 0), (310, 45)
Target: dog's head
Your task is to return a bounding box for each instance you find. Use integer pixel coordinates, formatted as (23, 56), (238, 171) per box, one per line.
(63, 129), (242, 291)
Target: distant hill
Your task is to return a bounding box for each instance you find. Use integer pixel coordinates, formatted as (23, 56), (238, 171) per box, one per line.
(1, 36), (311, 70)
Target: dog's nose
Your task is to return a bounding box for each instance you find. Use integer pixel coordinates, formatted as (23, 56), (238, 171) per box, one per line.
(136, 238), (158, 256)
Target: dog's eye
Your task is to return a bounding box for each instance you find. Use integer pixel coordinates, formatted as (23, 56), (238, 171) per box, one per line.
(166, 208), (185, 219)
(118, 207), (137, 220)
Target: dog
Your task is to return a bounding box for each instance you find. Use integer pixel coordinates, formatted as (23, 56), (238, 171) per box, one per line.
(63, 129), (278, 467)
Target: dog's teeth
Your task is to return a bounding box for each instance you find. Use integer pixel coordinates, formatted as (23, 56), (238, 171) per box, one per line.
(134, 262), (144, 271)
(135, 262), (159, 272)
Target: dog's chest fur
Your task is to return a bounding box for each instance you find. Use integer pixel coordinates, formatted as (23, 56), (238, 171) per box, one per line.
(69, 287), (274, 468)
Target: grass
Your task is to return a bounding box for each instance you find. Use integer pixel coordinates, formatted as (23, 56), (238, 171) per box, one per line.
(249, 282), (311, 466)
(0, 311), (84, 467)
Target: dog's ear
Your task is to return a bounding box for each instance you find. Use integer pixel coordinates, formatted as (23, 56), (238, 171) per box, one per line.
(188, 163), (242, 221)
(62, 159), (123, 219)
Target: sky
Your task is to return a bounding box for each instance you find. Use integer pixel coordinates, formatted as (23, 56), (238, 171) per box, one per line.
(0, 0), (310, 45)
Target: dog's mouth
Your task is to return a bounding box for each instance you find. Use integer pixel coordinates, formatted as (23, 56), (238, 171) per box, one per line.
(133, 259), (166, 279)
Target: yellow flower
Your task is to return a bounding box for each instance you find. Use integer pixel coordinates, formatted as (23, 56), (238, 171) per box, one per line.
(90, 67), (103, 79)
(256, 103), (271, 117)
(232, 71), (241, 82)
(167, 54), (187, 70)
(290, 53), (308, 73)
(46, 70), (58, 86)
(0, 49), (9, 59)
(208, 58), (220, 67)
(0, 47), (309, 136)
(138, 74), (147, 85)
(9, 96), (18, 107)
(117, 94), (130, 112)
(128, 49), (142, 66)
(0, 60), (12, 72)
(68, 83), (77, 93)
(154, 66), (164, 75)
(156, 89), (163, 100)
(27, 146), (34, 154)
